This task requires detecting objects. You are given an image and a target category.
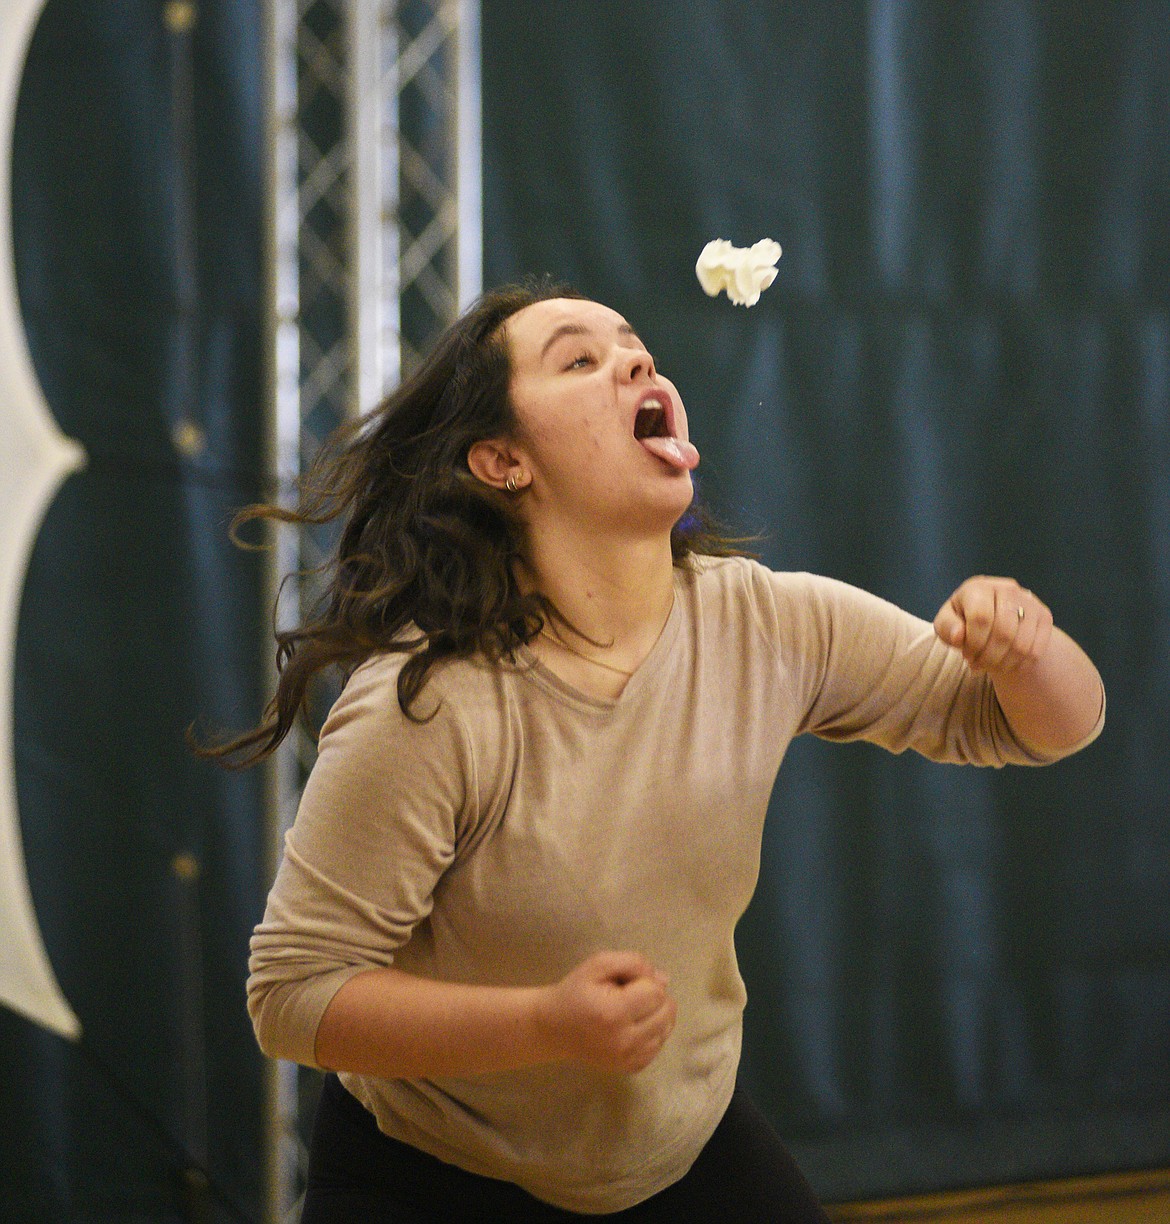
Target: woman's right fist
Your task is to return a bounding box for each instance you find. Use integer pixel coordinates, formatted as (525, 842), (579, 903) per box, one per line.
(534, 950), (677, 1074)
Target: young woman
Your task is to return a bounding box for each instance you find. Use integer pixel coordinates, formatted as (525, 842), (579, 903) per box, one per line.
(225, 282), (1104, 1221)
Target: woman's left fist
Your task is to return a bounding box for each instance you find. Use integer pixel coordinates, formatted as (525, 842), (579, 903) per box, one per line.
(933, 576), (1054, 674)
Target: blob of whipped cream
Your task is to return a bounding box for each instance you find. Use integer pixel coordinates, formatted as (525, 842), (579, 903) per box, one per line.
(695, 238), (782, 307)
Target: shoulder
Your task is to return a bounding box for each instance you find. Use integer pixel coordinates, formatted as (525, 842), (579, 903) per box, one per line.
(300, 652), (506, 847)
(681, 557), (926, 661)
(317, 652), (423, 752)
(683, 554), (866, 623)
(681, 553), (769, 604)
(318, 651), (486, 758)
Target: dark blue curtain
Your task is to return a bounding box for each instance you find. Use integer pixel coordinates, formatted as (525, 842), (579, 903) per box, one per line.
(5, 1), (266, 1219)
(484, 0), (1169, 1201)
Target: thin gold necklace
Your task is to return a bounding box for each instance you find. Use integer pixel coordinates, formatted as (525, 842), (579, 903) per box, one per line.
(538, 628), (636, 678)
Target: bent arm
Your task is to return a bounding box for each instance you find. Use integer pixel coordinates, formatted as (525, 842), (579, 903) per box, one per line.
(935, 576), (1104, 757)
(314, 966), (550, 1078)
(314, 951), (677, 1080)
(988, 626), (1103, 755)
(248, 662), (672, 1081)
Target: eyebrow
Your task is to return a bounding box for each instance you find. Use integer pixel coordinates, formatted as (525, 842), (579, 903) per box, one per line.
(539, 321), (641, 361)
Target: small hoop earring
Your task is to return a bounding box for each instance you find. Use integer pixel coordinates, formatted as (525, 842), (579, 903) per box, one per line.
(506, 473), (518, 493)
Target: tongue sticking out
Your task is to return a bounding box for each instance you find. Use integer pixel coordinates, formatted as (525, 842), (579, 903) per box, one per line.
(639, 434), (700, 471)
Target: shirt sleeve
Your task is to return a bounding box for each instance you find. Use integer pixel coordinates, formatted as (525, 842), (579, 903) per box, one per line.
(246, 655), (476, 1067)
(759, 567), (1078, 766)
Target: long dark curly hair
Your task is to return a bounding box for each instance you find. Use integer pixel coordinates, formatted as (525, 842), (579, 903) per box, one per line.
(199, 280), (745, 767)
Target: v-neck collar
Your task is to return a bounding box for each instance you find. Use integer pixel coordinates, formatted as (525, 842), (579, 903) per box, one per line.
(515, 580), (684, 713)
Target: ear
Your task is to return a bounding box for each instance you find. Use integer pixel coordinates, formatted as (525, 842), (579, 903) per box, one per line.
(467, 437), (523, 490)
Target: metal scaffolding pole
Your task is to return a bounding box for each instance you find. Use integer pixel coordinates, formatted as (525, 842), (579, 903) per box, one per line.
(262, 2), (480, 1219)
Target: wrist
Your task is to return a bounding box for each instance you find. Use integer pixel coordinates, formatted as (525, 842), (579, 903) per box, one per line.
(527, 983), (570, 1066)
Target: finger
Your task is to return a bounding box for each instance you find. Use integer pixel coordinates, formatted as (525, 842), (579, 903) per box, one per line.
(992, 592), (1054, 674)
(1029, 604), (1054, 662)
(970, 587), (1025, 672)
(955, 586), (998, 663)
(624, 986), (675, 1030)
(994, 604), (1038, 672)
(623, 999), (677, 1071)
(616, 977), (669, 1023)
(933, 602), (965, 648)
(625, 1032), (669, 1073)
(587, 950), (654, 985)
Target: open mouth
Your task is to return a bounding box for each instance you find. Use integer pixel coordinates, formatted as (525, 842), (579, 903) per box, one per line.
(634, 402), (670, 440)
(633, 391), (674, 441)
(631, 388), (700, 471)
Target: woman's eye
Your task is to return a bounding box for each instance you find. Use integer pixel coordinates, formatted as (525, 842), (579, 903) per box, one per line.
(566, 353), (593, 370)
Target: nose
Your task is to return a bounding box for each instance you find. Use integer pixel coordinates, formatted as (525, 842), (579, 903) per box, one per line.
(618, 345), (655, 383)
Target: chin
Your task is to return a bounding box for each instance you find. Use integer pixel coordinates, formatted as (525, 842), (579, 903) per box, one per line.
(668, 472), (697, 511)
(585, 473), (696, 538)
(644, 476), (696, 533)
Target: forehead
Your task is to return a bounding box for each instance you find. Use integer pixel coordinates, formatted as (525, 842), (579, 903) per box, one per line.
(505, 297), (633, 366)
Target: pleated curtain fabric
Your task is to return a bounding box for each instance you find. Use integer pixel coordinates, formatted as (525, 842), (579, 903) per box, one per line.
(483, 0), (1168, 1202)
(3, 1), (266, 1218)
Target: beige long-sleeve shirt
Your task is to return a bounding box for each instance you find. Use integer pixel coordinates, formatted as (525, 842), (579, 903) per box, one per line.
(247, 557), (1103, 1213)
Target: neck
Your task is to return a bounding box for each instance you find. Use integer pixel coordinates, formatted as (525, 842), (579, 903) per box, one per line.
(519, 524), (677, 654)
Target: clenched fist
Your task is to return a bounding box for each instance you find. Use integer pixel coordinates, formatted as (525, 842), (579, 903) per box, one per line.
(534, 951), (677, 1075)
(934, 576), (1054, 675)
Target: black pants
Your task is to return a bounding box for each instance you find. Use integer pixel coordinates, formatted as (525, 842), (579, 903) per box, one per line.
(301, 1073), (831, 1223)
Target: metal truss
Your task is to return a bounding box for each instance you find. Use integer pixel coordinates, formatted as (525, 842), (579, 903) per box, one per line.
(262, 2), (480, 1219)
